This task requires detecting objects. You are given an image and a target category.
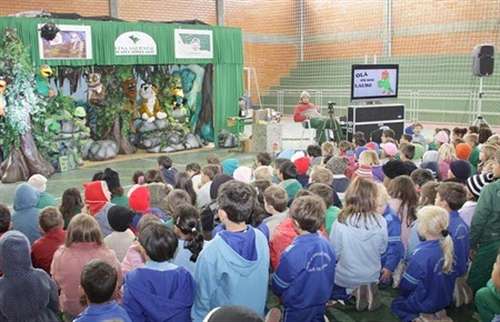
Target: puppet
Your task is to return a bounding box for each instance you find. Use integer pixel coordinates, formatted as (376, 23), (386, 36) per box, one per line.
(139, 83), (166, 123)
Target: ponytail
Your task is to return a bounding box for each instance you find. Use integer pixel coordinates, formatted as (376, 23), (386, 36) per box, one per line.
(174, 204), (204, 262)
(185, 228), (204, 262)
(440, 234), (454, 274)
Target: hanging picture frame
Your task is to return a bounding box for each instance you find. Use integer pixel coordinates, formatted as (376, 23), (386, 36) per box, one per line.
(38, 24), (92, 60)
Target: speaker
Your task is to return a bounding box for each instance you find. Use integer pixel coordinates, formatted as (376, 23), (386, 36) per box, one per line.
(346, 104), (405, 142)
(473, 44), (494, 76)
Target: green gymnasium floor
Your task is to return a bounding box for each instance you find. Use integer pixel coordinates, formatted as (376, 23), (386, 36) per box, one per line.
(0, 146), (481, 321)
(0, 148), (256, 207)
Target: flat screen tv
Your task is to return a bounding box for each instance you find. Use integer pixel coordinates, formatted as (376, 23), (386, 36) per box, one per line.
(351, 64), (399, 100)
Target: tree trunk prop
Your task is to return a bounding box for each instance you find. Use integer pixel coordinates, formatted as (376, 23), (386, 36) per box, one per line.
(0, 132), (55, 183)
(0, 146), (30, 183)
(20, 131), (55, 177)
(111, 118), (136, 155)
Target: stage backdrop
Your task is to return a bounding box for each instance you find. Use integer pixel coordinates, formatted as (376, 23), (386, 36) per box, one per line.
(0, 17), (243, 137)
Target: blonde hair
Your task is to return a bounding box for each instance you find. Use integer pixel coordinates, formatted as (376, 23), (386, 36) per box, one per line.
(438, 143), (456, 163)
(321, 142), (335, 157)
(65, 214), (103, 247)
(310, 166), (333, 185)
(481, 144), (498, 161)
(376, 183), (390, 208)
(338, 177), (380, 226)
(486, 134), (500, 147)
(254, 166), (273, 182)
(417, 206), (454, 274)
(358, 150), (380, 166)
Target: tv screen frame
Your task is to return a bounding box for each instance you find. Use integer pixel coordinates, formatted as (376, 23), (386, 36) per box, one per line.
(351, 64), (399, 101)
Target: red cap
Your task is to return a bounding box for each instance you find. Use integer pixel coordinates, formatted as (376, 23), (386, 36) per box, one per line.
(294, 157), (310, 176)
(128, 185), (151, 214)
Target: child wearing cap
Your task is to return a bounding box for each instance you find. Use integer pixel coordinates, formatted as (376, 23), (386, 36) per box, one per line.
(294, 157), (310, 187)
(460, 173), (495, 227)
(381, 142), (398, 163)
(278, 161), (302, 202)
(104, 206), (135, 262)
(447, 160), (472, 183)
(128, 185), (151, 231)
(27, 174), (57, 209)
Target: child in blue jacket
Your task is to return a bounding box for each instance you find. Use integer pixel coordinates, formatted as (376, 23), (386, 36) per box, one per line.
(379, 187), (404, 287)
(435, 182), (470, 277)
(435, 182), (471, 306)
(271, 195), (336, 322)
(123, 222), (194, 322)
(191, 181), (269, 322)
(391, 206), (457, 322)
(75, 260), (131, 322)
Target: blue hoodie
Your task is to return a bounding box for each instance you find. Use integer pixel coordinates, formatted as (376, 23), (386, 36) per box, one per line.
(191, 226), (269, 322)
(12, 184), (41, 244)
(330, 215), (388, 289)
(0, 231), (60, 321)
(272, 233), (335, 322)
(391, 240), (456, 322)
(123, 262), (194, 322)
(381, 205), (404, 272)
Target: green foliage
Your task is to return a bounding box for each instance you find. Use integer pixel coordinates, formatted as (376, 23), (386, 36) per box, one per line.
(0, 28), (46, 150)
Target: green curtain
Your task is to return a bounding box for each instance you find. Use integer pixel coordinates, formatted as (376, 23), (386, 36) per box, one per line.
(214, 63), (243, 138)
(0, 17), (244, 134)
(0, 17), (243, 66)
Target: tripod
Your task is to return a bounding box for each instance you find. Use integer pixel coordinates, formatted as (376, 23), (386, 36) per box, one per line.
(317, 101), (343, 145)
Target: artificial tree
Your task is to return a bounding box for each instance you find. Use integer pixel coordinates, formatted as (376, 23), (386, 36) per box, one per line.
(0, 28), (54, 183)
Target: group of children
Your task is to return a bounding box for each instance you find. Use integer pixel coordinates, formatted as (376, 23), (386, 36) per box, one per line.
(0, 121), (499, 322)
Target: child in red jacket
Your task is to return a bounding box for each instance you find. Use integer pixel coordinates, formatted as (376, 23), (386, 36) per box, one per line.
(31, 207), (65, 274)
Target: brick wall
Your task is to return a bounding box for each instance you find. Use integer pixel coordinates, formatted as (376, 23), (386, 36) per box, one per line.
(1, 0), (296, 96)
(304, 0), (499, 59)
(0, 0), (109, 17)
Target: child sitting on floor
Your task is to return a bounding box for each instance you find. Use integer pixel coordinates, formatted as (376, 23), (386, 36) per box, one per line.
(192, 181), (269, 321)
(330, 177), (388, 311)
(74, 260), (131, 322)
(262, 185), (289, 237)
(0, 204), (10, 239)
(435, 182), (471, 307)
(104, 206), (135, 262)
(31, 207), (66, 274)
(0, 231), (60, 321)
(308, 183), (340, 235)
(173, 204), (205, 275)
(123, 222), (194, 322)
(475, 249), (500, 322)
(269, 195), (335, 322)
(391, 206), (456, 322)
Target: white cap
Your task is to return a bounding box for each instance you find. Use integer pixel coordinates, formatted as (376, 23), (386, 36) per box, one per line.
(27, 174), (47, 193)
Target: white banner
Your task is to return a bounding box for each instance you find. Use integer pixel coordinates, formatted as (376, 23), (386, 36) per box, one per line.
(115, 31), (157, 56)
(174, 29), (213, 59)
